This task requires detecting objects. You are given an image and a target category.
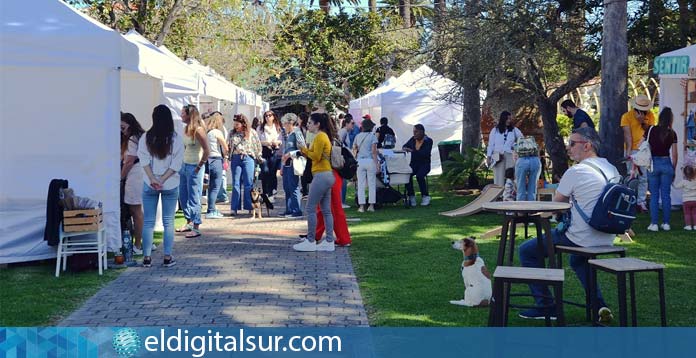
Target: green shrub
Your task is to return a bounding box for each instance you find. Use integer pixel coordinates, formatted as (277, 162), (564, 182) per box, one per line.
(440, 147), (487, 190)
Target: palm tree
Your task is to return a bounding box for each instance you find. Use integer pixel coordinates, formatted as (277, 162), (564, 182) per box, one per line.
(379, 0), (433, 27)
(310, 0), (360, 13)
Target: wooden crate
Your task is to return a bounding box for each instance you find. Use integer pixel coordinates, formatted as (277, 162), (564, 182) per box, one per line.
(63, 208), (103, 232)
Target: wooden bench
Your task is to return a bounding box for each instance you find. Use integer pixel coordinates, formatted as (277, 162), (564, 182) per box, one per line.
(488, 266), (565, 327)
(588, 257), (666, 326)
(554, 245), (627, 321)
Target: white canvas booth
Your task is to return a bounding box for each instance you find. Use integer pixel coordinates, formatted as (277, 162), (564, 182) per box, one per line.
(184, 58), (239, 116)
(349, 65), (468, 174)
(656, 44), (696, 205)
(0, 0), (150, 263)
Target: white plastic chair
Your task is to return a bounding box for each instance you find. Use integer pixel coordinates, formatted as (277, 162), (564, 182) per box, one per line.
(54, 224), (107, 277)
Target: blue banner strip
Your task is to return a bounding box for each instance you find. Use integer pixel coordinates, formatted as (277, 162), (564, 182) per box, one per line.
(1, 327), (695, 358)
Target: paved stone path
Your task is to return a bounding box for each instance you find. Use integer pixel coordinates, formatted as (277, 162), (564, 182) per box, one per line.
(61, 189), (368, 327)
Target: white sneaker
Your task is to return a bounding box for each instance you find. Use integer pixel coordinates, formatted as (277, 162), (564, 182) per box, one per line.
(661, 223), (671, 231)
(132, 246), (143, 255)
(293, 238), (316, 252)
(647, 224), (659, 232)
(421, 196), (431, 206)
(685, 226), (693, 231)
(342, 204), (351, 209)
(409, 196), (417, 207)
(367, 204), (375, 212)
(358, 205), (365, 213)
(316, 239), (335, 252)
(268, 195), (275, 203)
(151, 243), (157, 251)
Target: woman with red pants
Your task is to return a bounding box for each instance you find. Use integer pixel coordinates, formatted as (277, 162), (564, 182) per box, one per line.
(314, 169), (351, 246)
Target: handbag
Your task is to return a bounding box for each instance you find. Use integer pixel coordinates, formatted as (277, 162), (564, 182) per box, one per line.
(632, 126), (653, 170)
(292, 155), (307, 176)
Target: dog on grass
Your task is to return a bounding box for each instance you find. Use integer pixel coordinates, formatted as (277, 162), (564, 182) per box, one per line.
(450, 237), (492, 307)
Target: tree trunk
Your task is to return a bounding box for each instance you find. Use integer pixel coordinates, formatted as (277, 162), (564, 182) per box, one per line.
(319, 0), (330, 13)
(369, 0), (377, 13)
(154, 0), (184, 46)
(537, 98), (569, 181)
(676, 0), (693, 45)
(600, 0), (628, 172)
(460, 81), (482, 151)
(433, 0), (446, 31)
(399, 0), (410, 29)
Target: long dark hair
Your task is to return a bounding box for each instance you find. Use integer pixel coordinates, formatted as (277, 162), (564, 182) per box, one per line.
(233, 114), (250, 139)
(146, 105), (175, 159)
(260, 110), (280, 133)
(497, 111), (511, 134)
(656, 107), (674, 143)
(310, 113), (336, 139)
(121, 112), (144, 155)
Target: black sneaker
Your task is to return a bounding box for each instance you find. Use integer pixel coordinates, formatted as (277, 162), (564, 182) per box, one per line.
(142, 257), (152, 268)
(163, 257), (177, 267)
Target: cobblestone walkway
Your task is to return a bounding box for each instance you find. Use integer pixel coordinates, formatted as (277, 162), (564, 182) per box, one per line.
(60, 189), (368, 327)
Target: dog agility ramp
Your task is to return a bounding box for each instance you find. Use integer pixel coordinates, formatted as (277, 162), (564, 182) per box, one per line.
(439, 185), (503, 217)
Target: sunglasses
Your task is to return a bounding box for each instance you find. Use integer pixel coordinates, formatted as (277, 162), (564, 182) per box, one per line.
(568, 140), (588, 147)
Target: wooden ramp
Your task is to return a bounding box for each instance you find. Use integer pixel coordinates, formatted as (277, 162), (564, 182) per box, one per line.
(439, 185), (503, 217)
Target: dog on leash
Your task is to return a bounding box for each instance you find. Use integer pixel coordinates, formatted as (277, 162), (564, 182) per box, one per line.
(250, 188), (264, 219)
(450, 237), (492, 307)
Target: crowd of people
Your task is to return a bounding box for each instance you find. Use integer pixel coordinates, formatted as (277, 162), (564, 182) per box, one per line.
(119, 104), (435, 264)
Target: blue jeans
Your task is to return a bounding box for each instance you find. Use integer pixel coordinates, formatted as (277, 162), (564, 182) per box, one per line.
(231, 154), (255, 211)
(179, 163), (203, 225)
(515, 156), (541, 201)
(406, 161), (430, 197)
(142, 184), (178, 257)
(648, 157), (674, 225)
(217, 171), (228, 202)
(207, 157), (223, 213)
(519, 229), (607, 308)
(282, 165), (303, 216)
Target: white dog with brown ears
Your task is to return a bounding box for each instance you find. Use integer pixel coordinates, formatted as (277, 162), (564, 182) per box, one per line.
(450, 237), (492, 307)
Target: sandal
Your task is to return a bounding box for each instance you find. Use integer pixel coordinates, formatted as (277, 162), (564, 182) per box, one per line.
(176, 223), (193, 233)
(185, 228), (201, 238)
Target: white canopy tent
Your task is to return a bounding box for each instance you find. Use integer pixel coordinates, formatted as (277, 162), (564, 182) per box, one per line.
(349, 65), (472, 174)
(657, 44), (696, 205)
(0, 0), (151, 263)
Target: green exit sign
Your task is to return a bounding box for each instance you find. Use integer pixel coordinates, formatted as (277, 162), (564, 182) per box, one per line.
(654, 56), (690, 75)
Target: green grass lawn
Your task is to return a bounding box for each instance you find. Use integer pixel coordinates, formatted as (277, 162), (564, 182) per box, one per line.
(0, 214), (185, 326)
(346, 178), (696, 327)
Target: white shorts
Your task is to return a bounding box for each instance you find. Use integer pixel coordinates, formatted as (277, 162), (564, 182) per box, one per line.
(124, 166), (143, 205)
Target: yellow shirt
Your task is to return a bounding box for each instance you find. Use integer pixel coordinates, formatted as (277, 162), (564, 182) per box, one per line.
(301, 131), (331, 174)
(620, 110), (656, 151)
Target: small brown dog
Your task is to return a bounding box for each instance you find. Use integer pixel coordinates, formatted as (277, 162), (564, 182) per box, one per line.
(450, 237), (492, 307)
(250, 187), (263, 219)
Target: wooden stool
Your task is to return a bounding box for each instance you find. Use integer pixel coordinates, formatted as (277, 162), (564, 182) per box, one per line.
(588, 258), (666, 326)
(488, 266), (565, 327)
(555, 245), (627, 321)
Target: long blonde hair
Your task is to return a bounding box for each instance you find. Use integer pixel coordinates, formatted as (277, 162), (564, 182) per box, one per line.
(206, 112), (225, 133)
(184, 104), (206, 138)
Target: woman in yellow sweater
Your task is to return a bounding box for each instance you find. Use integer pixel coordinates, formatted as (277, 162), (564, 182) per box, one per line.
(293, 113), (336, 252)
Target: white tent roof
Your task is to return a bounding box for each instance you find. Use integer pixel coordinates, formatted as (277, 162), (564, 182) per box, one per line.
(348, 65), (474, 174)
(123, 30), (199, 94)
(657, 44), (696, 79)
(1, 0), (136, 263)
(185, 58), (238, 102)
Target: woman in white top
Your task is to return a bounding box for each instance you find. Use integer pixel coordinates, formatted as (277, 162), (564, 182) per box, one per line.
(353, 118), (379, 212)
(487, 111), (523, 186)
(137, 105), (184, 268)
(258, 110), (283, 200)
(120, 113), (146, 254)
(204, 112), (229, 219)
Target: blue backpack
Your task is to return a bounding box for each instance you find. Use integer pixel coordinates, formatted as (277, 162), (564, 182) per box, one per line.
(572, 162), (637, 234)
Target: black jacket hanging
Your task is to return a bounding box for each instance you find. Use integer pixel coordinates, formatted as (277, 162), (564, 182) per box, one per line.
(44, 179), (68, 246)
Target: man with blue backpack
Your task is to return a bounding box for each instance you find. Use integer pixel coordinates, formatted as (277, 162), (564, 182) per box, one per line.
(518, 127), (632, 322)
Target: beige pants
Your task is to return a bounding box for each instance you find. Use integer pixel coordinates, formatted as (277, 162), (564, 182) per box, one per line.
(493, 152), (515, 186)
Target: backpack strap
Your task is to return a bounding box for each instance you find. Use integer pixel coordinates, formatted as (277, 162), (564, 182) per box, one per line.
(570, 161), (617, 224)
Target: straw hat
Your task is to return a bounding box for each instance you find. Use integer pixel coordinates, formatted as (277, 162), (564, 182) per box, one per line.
(631, 95), (652, 111)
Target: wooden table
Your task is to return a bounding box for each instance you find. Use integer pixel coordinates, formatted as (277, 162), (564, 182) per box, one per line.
(482, 201), (571, 268)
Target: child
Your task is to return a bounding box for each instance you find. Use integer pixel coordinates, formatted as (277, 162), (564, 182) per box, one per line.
(674, 165), (696, 230)
(502, 167), (516, 202)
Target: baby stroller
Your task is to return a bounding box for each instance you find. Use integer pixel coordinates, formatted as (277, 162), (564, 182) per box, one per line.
(354, 151), (413, 208)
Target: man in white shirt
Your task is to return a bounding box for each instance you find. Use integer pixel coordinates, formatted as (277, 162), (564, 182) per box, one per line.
(518, 127), (619, 322)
